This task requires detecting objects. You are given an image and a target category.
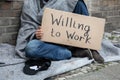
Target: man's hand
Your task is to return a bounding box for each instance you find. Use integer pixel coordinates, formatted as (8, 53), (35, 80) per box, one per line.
(35, 27), (43, 40)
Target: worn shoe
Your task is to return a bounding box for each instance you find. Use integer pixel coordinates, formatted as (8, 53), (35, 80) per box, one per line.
(91, 50), (104, 63)
(72, 48), (92, 59)
(72, 48), (104, 63)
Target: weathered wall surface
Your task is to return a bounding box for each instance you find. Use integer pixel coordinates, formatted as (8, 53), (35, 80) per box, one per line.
(85, 0), (120, 32)
(0, 0), (120, 45)
(0, 1), (23, 45)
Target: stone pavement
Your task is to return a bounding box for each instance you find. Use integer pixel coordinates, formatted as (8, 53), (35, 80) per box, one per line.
(68, 63), (120, 80)
(51, 61), (120, 80)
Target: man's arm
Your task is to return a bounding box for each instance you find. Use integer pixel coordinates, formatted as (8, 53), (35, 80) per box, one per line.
(15, 0), (40, 58)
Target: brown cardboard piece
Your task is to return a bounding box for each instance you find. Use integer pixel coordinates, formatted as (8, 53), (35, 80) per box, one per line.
(41, 8), (105, 50)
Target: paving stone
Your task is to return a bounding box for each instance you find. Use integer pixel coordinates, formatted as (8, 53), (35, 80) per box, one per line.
(54, 59), (120, 80)
(108, 62), (119, 66)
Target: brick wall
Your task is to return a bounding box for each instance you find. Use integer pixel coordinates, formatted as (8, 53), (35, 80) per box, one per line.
(0, 0), (120, 45)
(85, 0), (120, 32)
(0, 0), (23, 45)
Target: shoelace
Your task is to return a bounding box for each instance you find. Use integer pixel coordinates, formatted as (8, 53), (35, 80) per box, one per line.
(87, 49), (97, 63)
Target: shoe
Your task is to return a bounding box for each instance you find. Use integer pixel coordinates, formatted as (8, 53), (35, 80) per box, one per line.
(91, 50), (104, 63)
(72, 48), (92, 59)
(72, 48), (104, 63)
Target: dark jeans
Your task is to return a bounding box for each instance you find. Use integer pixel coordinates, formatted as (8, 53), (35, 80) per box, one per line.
(73, 0), (89, 15)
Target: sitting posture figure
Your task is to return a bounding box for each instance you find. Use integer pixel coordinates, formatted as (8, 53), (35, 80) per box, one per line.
(15, 0), (104, 63)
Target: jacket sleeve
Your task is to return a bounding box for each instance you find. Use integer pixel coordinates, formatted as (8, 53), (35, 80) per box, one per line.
(15, 0), (40, 58)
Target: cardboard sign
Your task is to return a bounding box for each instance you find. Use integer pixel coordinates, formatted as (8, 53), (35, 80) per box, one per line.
(41, 8), (105, 50)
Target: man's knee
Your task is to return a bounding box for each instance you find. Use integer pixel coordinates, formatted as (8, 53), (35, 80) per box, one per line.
(25, 39), (43, 58)
(56, 49), (72, 60)
(62, 49), (72, 59)
(74, 0), (89, 15)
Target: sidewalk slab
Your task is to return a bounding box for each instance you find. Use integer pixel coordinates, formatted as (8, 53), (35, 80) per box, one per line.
(68, 64), (120, 80)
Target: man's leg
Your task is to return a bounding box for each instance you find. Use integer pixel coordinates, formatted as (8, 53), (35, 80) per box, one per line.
(25, 40), (72, 60)
(73, 0), (89, 15)
(73, 0), (104, 63)
(71, 0), (90, 58)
